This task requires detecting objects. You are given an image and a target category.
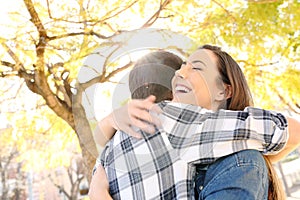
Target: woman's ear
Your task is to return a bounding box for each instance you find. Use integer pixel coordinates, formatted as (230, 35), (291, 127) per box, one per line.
(216, 84), (232, 101)
(225, 84), (232, 99)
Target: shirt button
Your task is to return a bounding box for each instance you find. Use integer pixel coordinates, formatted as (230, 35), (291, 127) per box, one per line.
(199, 186), (203, 190)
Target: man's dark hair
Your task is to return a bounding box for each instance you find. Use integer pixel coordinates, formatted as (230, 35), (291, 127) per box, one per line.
(129, 50), (183, 102)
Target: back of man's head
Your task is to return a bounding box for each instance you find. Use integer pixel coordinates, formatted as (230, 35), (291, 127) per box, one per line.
(129, 50), (183, 103)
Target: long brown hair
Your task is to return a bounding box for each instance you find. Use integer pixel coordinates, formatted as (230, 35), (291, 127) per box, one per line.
(199, 44), (285, 200)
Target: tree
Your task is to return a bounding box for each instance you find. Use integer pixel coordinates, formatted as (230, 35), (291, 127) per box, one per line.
(0, 144), (18, 200)
(0, 79), (82, 198)
(0, 127), (27, 200)
(0, 0), (177, 180)
(0, 0), (299, 182)
(48, 155), (88, 200)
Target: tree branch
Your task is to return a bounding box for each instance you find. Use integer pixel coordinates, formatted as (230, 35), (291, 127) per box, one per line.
(211, 0), (236, 22)
(0, 48), (35, 84)
(142, 0), (172, 28)
(104, 61), (133, 82)
(1, 43), (26, 72)
(247, 0), (279, 4)
(0, 71), (18, 78)
(94, 0), (139, 26)
(79, 76), (101, 91)
(0, 80), (25, 102)
(46, 63), (72, 107)
(24, 0), (47, 37)
(45, 0), (138, 31)
(1, 60), (15, 68)
(23, 0), (48, 59)
(48, 173), (71, 199)
(48, 30), (110, 41)
(275, 89), (300, 114)
(79, 60), (133, 90)
(46, 0), (53, 19)
(236, 59), (279, 67)
(3, 148), (19, 172)
(100, 44), (123, 81)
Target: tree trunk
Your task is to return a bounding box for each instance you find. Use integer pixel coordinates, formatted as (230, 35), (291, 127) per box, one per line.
(0, 162), (8, 200)
(72, 88), (98, 182)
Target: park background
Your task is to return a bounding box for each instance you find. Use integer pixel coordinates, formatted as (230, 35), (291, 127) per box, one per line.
(0, 0), (299, 199)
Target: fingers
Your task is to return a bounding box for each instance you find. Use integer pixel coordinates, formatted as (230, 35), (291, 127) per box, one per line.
(123, 125), (143, 139)
(130, 117), (156, 134)
(130, 96), (156, 111)
(110, 95), (162, 137)
(145, 95), (156, 102)
(150, 104), (163, 128)
(129, 104), (160, 133)
(129, 96), (161, 126)
(130, 106), (154, 123)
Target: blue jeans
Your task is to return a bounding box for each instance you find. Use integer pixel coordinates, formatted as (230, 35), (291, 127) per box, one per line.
(194, 150), (268, 200)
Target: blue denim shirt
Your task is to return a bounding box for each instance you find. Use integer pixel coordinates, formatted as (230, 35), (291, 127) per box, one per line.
(194, 149), (268, 200)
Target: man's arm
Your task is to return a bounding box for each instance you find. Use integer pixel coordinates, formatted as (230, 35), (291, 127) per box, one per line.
(267, 117), (300, 163)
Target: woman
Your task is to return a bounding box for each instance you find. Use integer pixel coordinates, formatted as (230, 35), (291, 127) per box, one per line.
(91, 45), (299, 199)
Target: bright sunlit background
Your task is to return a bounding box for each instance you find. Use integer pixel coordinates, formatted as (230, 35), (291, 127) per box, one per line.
(0, 0), (299, 199)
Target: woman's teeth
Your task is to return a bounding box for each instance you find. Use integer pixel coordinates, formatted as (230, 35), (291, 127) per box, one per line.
(175, 85), (191, 93)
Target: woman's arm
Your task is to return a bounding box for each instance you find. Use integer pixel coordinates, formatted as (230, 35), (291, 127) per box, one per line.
(89, 165), (112, 200)
(93, 95), (161, 147)
(93, 113), (118, 147)
(267, 117), (300, 163)
(94, 96), (300, 161)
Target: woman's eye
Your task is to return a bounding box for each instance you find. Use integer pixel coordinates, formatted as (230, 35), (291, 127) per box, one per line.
(192, 67), (202, 71)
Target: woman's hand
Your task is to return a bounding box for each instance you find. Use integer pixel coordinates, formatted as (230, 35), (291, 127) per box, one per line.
(110, 95), (162, 138)
(94, 95), (162, 146)
(89, 165), (112, 200)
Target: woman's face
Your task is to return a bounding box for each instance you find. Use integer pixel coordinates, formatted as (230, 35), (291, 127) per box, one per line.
(171, 49), (227, 110)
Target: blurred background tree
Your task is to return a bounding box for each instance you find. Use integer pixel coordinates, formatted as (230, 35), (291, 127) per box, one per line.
(0, 0), (299, 194)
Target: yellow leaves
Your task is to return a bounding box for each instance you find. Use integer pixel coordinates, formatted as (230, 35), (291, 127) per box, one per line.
(0, 127), (14, 152)
(0, 75), (82, 171)
(276, 68), (300, 104)
(3, 105), (81, 172)
(20, 131), (78, 171)
(245, 61), (300, 113)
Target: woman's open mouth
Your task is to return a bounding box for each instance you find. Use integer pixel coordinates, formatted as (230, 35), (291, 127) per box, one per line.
(174, 84), (192, 93)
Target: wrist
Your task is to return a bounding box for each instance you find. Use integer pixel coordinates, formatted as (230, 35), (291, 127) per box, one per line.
(107, 112), (118, 131)
(100, 190), (112, 200)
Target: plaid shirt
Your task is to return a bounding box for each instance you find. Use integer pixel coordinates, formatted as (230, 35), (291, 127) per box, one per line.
(96, 101), (288, 200)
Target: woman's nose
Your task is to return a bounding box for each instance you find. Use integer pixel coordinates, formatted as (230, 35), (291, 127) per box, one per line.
(175, 62), (190, 78)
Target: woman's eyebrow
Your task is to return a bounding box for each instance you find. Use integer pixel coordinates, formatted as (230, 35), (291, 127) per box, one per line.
(191, 60), (207, 67)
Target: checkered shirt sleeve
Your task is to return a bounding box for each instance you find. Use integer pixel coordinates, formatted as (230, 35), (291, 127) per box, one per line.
(98, 101), (288, 200)
(160, 101), (288, 164)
